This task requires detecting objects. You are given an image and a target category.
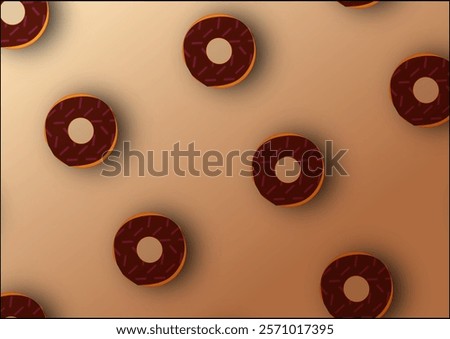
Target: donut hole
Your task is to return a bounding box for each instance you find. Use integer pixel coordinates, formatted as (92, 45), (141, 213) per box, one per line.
(344, 275), (370, 302)
(206, 38), (232, 64)
(413, 77), (439, 104)
(1, 1), (25, 25)
(275, 157), (301, 183)
(137, 237), (163, 263)
(68, 118), (94, 144)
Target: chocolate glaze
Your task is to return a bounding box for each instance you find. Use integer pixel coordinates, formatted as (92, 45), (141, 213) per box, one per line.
(184, 15), (255, 87)
(252, 134), (324, 206)
(1, 1), (48, 48)
(114, 214), (186, 286)
(1, 294), (45, 318)
(390, 55), (449, 126)
(338, 1), (377, 7)
(321, 253), (393, 318)
(45, 95), (117, 167)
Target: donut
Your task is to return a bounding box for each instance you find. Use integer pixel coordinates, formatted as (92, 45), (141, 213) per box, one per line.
(1, 293), (45, 318)
(321, 252), (393, 318)
(45, 94), (118, 168)
(1, 1), (49, 49)
(338, 1), (378, 8)
(183, 14), (256, 88)
(114, 213), (187, 286)
(390, 54), (449, 127)
(252, 133), (324, 207)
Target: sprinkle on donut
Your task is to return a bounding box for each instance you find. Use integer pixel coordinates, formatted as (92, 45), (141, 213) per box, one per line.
(252, 133), (324, 207)
(390, 54), (449, 127)
(1, 293), (45, 318)
(183, 14), (256, 88)
(1, 1), (49, 49)
(114, 213), (187, 287)
(45, 94), (118, 168)
(321, 252), (393, 318)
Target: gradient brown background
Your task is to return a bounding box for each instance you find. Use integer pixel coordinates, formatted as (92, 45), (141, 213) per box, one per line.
(1, 1), (448, 317)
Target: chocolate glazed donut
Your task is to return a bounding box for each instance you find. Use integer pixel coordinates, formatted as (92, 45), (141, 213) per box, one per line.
(114, 213), (187, 286)
(1, 1), (49, 49)
(321, 252), (393, 318)
(183, 14), (256, 88)
(390, 54), (449, 127)
(45, 94), (118, 168)
(1, 293), (45, 318)
(252, 133), (324, 207)
(338, 1), (378, 8)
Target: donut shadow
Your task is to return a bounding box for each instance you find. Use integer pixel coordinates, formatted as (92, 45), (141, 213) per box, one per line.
(417, 120), (449, 134)
(383, 263), (405, 318)
(401, 114), (449, 141)
(225, 12), (270, 92)
(154, 208), (201, 292)
(368, 252), (406, 318)
(337, 0), (403, 16)
(1, 285), (58, 318)
(0, 1), (64, 56)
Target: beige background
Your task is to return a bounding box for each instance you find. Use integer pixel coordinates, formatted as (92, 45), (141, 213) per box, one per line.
(1, 1), (448, 317)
